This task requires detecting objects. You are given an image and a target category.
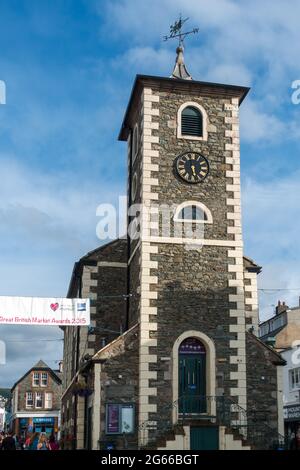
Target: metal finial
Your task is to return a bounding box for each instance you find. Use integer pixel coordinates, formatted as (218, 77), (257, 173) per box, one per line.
(163, 15), (199, 80)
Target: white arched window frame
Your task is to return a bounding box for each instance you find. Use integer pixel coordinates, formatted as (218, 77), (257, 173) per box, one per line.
(132, 123), (139, 163)
(174, 201), (213, 224)
(172, 330), (216, 424)
(177, 101), (208, 141)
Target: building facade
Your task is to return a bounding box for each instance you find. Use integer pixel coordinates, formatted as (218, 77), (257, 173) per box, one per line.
(61, 50), (285, 450)
(11, 360), (62, 438)
(260, 301), (300, 444)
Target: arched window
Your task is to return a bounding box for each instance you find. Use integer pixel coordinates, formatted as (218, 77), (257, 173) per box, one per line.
(177, 102), (208, 141)
(181, 106), (203, 137)
(174, 201), (213, 224)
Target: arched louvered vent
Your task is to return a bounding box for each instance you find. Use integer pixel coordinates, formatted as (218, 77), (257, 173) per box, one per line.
(181, 106), (203, 137)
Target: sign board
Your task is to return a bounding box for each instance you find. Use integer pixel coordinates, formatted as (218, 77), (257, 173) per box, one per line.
(33, 417), (55, 424)
(0, 296), (90, 326)
(284, 404), (300, 421)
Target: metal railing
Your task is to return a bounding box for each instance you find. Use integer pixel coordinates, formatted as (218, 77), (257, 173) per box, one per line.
(138, 395), (288, 450)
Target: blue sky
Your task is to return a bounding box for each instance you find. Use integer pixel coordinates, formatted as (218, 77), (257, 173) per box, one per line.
(0, 0), (300, 386)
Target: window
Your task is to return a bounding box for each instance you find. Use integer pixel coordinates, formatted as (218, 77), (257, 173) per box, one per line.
(290, 368), (300, 390)
(26, 392), (34, 409)
(106, 404), (134, 435)
(32, 372), (40, 387)
(41, 372), (48, 387)
(174, 202), (213, 224)
(131, 173), (138, 201)
(181, 106), (202, 137)
(177, 102), (208, 141)
(178, 205), (207, 222)
(45, 392), (53, 410)
(132, 124), (139, 162)
(35, 392), (43, 408)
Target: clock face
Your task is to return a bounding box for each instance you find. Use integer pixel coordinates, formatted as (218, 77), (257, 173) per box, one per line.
(176, 152), (209, 184)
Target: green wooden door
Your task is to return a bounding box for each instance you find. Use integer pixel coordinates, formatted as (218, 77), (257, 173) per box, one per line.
(190, 427), (219, 450)
(179, 354), (206, 413)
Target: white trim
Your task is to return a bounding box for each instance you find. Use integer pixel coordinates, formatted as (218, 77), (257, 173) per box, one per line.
(177, 101), (208, 141)
(13, 411), (60, 419)
(174, 201), (213, 224)
(172, 330), (216, 424)
(92, 362), (101, 449)
(142, 235), (243, 248)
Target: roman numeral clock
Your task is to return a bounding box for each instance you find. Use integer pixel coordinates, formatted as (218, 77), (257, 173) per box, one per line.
(176, 151), (209, 184)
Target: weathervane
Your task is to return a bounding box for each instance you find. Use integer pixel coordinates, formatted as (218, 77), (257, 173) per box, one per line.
(163, 14), (199, 47)
(164, 15), (198, 80)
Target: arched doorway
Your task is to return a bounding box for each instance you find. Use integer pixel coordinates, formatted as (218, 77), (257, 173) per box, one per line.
(179, 337), (206, 414)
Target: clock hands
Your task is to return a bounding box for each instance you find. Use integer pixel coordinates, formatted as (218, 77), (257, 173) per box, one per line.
(191, 164), (196, 176)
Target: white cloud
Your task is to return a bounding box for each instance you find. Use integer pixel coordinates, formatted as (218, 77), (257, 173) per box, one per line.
(243, 172), (300, 321)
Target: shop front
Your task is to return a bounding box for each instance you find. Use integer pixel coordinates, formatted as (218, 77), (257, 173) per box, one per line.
(284, 404), (300, 449)
(33, 416), (56, 435)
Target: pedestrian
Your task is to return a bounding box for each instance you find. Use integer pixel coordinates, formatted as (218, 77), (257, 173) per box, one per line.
(37, 433), (49, 450)
(1, 431), (16, 450)
(48, 434), (59, 450)
(28, 432), (39, 450)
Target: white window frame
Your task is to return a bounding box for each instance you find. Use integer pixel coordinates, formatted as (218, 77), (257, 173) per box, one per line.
(41, 372), (48, 387)
(35, 392), (43, 409)
(290, 367), (300, 390)
(174, 201), (213, 224)
(177, 102), (208, 141)
(45, 392), (53, 410)
(32, 372), (40, 387)
(26, 392), (34, 409)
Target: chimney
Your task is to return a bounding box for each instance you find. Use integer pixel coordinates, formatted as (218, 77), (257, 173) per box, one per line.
(58, 360), (63, 373)
(275, 300), (288, 315)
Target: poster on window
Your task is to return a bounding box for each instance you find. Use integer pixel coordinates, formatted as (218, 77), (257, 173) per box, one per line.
(121, 405), (134, 434)
(0, 296), (90, 326)
(107, 404), (120, 434)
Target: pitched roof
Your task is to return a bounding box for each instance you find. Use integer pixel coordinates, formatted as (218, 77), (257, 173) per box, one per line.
(246, 331), (286, 365)
(243, 256), (262, 273)
(11, 360), (62, 391)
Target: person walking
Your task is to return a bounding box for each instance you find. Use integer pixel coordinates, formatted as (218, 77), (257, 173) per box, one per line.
(1, 432), (16, 450)
(37, 433), (49, 450)
(48, 434), (59, 450)
(28, 432), (39, 450)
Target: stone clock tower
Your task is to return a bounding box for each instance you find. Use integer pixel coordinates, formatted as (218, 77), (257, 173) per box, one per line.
(61, 41), (284, 450)
(118, 43), (275, 445)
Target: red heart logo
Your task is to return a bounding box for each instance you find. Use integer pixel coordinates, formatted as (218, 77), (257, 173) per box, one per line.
(50, 303), (59, 312)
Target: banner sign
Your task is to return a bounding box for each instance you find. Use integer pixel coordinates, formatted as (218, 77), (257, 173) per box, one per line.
(0, 296), (90, 326)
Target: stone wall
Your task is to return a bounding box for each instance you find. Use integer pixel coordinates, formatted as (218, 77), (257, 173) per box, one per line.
(246, 332), (283, 447)
(97, 325), (139, 450)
